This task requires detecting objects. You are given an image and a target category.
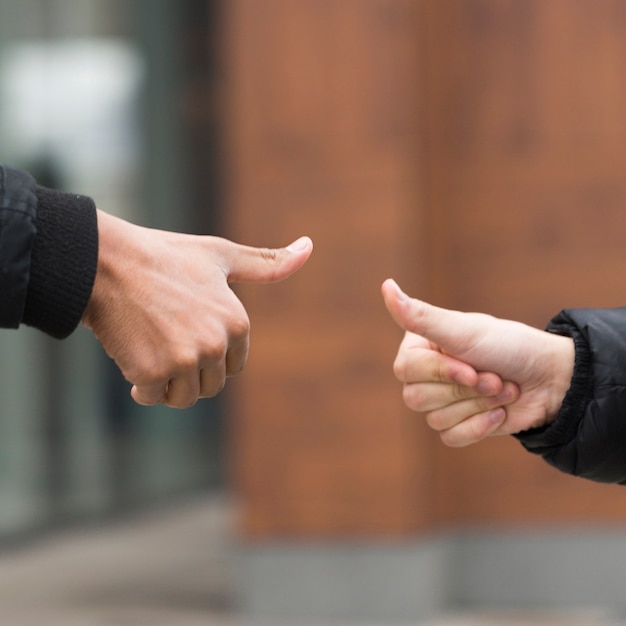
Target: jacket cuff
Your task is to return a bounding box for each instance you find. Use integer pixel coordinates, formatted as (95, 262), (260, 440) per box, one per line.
(22, 186), (98, 339)
(514, 320), (593, 453)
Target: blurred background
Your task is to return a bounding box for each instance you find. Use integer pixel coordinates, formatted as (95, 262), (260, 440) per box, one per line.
(0, 0), (223, 537)
(0, 0), (626, 624)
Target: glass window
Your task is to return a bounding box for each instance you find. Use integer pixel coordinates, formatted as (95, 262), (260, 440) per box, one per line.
(0, 0), (222, 537)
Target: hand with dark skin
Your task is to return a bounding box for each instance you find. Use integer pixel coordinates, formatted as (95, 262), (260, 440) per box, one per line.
(83, 210), (313, 408)
(382, 279), (575, 447)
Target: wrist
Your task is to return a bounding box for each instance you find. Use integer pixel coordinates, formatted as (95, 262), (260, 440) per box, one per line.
(542, 333), (576, 424)
(82, 210), (138, 331)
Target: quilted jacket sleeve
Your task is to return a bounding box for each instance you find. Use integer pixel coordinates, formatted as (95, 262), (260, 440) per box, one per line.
(0, 165), (37, 328)
(0, 164), (98, 339)
(516, 308), (626, 484)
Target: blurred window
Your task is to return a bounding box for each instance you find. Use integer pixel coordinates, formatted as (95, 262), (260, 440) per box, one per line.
(0, 0), (222, 539)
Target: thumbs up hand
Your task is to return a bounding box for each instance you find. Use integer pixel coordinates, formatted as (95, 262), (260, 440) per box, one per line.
(381, 279), (575, 447)
(83, 210), (312, 408)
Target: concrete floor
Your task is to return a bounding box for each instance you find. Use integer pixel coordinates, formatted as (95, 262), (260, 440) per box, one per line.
(0, 497), (622, 626)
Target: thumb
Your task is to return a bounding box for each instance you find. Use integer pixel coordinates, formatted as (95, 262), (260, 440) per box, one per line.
(223, 236), (313, 284)
(382, 278), (477, 355)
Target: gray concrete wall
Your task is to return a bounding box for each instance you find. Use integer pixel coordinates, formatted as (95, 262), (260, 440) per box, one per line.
(235, 529), (626, 623)
(235, 538), (452, 623)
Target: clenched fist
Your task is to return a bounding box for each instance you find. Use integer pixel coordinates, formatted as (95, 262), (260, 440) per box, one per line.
(83, 210), (312, 408)
(382, 279), (575, 447)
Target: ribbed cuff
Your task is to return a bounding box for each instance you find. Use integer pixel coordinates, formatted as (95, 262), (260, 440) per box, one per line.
(22, 186), (98, 339)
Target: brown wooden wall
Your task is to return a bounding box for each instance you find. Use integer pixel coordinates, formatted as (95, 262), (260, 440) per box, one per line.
(222, 0), (626, 538)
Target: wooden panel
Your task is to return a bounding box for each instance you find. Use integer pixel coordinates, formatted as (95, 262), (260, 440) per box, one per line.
(420, 0), (626, 524)
(224, 0), (626, 538)
(421, 0), (626, 319)
(223, 0), (430, 536)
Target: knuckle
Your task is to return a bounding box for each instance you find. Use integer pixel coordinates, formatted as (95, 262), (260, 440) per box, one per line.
(257, 248), (283, 282)
(451, 384), (470, 402)
(131, 367), (168, 388)
(439, 416), (491, 448)
(475, 395), (498, 413)
(260, 247), (280, 263)
(393, 354), (408, 380)
(468, 417), (493, 443)
(229, 311), (250, 341)
(201, 338), (228, 362)
(172, 348), (200, 374)
(425, 411), (445, 432)
(402, 384), (424, 411)
(440, 430), (464, 448)
(434, 360), (454, 384)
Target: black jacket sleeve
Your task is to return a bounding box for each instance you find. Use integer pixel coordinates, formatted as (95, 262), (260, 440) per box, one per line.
(0, 165), (98, 339)
(516, 308), (626, 484)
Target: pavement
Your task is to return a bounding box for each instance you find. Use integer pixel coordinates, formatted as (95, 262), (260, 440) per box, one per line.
(0, 496), (622, 626)
(0, 496), (234, 625)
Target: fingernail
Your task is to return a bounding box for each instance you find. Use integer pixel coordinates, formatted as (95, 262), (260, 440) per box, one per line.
(388, 279), (407, 301)
(496, 385), (515, 403)
(286, 236), (311, 253)
(487, 407), (506, 425)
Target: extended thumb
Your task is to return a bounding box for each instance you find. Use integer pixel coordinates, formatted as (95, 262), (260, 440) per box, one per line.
(226, 236), (313, 283)
(382, 278), (460, 348)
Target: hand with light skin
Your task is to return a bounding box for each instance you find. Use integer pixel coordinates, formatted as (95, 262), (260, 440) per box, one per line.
(381, 279), (576, 447)
(82, 210), (313, 408)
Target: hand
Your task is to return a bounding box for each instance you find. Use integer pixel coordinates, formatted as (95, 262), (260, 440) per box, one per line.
(381, 279), (575, 447)
(83, 210), (313, 408)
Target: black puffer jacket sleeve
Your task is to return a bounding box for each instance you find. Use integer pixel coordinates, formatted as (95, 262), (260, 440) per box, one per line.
(0, 165), (98, 339)
(516, 308), (626, 484)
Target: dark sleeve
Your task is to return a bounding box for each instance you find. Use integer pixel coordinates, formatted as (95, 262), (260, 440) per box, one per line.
(0, 165), (98, 339)
(515, 308), (626, 484)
